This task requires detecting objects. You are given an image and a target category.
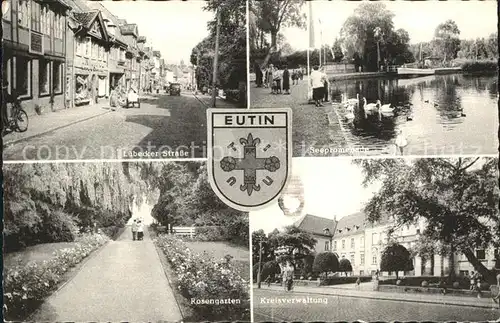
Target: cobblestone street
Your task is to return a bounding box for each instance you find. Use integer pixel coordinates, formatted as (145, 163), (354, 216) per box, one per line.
(253, 287), (500, 322)
(3, 93), (231, 160)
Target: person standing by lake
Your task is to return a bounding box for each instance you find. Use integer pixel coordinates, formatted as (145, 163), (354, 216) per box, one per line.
(395, 129), (408, 155)
(131, 219), (138, 241)
(321, 66), (330, 103)
(310, 65), (324, 107)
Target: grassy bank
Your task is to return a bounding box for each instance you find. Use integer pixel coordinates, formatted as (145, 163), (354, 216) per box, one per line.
(460, 60), (498, 73)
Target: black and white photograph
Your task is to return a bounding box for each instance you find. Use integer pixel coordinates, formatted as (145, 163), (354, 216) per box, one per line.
(251, 157), (500, 322)
(249, 0), (498, 157)
(3, 161), (250, 322)
(2, 0), (246, 161)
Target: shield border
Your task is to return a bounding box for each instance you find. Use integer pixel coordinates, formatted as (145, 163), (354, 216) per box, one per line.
(207, 108), (292, 212)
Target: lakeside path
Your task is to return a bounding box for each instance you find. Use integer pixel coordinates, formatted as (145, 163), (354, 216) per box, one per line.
(249, 78), (350, 157)
(31, 227), (182, 322)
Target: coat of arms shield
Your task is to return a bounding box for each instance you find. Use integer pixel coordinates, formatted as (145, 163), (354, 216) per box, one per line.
(207, 108), (292, 211)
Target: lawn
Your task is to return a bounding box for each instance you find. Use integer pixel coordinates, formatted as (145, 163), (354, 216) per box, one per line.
(184, 241), (250, 281)
(4, 241), (79, 269)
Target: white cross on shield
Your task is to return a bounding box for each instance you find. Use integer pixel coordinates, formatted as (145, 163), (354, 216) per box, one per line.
(207, 108), (292, 211)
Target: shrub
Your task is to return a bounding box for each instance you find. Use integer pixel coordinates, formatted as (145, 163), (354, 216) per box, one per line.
(380, 243), (413, 279)
(313, 252), (339, 278)
(261, 261), (280, 280)
(396, 279), (402, 286)
(452, 281), (460, 289)
(339, 258), (353, 276)
(155, 235), (250, 321)
(3, 234), (108, 320)
(461, 60), (498, 74)
(224, 89), (240, 102)
(421, 280), (429, 287)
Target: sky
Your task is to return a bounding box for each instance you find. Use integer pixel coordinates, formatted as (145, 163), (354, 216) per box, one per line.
(101, 1), (213, 65)
(282, 1), (498, 50)
(250, 158), (381, 234)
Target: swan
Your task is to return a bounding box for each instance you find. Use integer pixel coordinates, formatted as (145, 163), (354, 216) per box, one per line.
(363, 97), (379, 117)
(345, 110), (355, 121)
(378, 100), (395, 117)
(343, 93), (360, 107)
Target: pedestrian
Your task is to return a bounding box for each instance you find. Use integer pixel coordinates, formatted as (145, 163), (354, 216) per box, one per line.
(272, 66), (282, 94)
(137, 220), (144, 240)
(255, 62), (263, 88)
(356, 276), (361, 289)
(2, 81), (12, 134)
(268, 64), (275, 92)
(282, 64), (290, 95)
(291, 69), (297, 85)
(395, 129), (408, 155)
(321, 66), (330, 103)
(131, 219), (138, 241)
(470, 271), (476, 291)
(310, 65), (324, 107)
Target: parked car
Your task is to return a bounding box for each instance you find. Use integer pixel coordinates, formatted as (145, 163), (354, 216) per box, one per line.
(169, 83), (181, 96)
(126, 88), (140, 108)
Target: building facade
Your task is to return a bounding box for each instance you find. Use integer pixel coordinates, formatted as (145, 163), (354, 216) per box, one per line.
(295, 212), (499, 278)
(3, 0), (70, 115)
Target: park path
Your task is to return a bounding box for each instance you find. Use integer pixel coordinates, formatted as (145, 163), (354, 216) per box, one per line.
(31, 227), (183, 322)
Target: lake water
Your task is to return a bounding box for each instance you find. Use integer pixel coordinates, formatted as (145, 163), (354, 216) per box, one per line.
(329, 74), (498, 155)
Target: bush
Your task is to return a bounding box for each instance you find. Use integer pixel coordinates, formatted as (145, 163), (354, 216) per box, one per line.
(380, 243), (413, 279)
(261, 261), (280, 280)
(224, 89), (240, 102)
(155, 235), (250, 321)
(313, 252), (339, 278)
(453, 281), (460, 289)
(422, 280), (429, 287)
(3, 234), (109, 320)
(396, 279), (402, 286)
(339, 258), (353, 276)
(461, 60), (498, 73)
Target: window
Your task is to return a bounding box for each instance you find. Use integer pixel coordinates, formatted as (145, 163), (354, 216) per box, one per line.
(350, 253), (355, 266)
(31, 1), (41, 32)
(85, 37), (91, 57)
(40, 5), (50, 35)
(16, 56), (31, 97)
(351, 238), (355, 249)
(360, 252), (365, 265)
(372, 233), (379, 244)
(360, 237), (365, 247)
(342, 240), (345, 249)
(39, 59), (50, 95)
(333, 241), (337, 251)
(3, 57), (12, 94)
(53, 61), (62, 94)
(476, 249), (486, 260)
(18, 0), (30, 28)
(324, 241), (329, 251)
(359, 270), (364, 276)
(91, 41), (97, 59)
(53, 12), (63, 39)
(372, 255), (377, 265)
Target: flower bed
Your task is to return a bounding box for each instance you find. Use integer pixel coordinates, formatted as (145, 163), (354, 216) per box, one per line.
(155, 235), (250, 321)
(3, 234), (109, 320)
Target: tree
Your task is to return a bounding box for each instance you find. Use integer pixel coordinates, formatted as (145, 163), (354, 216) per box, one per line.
(313, 252), (339, 278)
(354, 157), (499, 284)
(332, 38), (344, 62)
(261, 260), (281, 280)
(250, 0), (306, 67)
(434, 20), (461, 63)
(252, 229), (272, 264)
(339, 258), (353, 276)
(380, 243), (413, 279)
(268, 225), (317, 259)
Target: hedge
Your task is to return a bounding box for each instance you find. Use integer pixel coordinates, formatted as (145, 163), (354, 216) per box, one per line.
(320, 275), (372, 286)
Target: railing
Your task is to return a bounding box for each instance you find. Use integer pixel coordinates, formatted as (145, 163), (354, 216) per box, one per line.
(388, 65), (398, 73)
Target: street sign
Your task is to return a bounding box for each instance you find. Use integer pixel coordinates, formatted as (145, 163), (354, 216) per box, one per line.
(207, 108), (292, 211)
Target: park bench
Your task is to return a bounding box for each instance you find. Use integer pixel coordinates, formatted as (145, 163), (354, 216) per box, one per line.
(171, 226), (196, 238)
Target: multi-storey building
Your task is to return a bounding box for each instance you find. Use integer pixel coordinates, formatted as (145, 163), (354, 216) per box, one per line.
(118, 20), (140, 91)
(295, 212), (499, 278)
(2, 0), (70, 115)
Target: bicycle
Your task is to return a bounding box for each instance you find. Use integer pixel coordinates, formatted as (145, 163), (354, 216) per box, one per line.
(2, 90), (29, 134)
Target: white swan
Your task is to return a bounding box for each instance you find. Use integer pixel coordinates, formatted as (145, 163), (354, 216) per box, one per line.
(363, 97), (379, 116)
(377, 100), (395, 117)
(343, 93), (359, 108)
(345, 110), (355, 121)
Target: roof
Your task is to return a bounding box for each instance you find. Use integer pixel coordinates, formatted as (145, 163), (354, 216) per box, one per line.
(334, 211), (392, 238)
(294, 214), (336, 237)
(73, 10), (99, 28)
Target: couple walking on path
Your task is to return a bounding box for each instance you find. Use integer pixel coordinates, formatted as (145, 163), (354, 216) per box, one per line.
(131, 218), (144, 241)
(310, 65), (330, 107)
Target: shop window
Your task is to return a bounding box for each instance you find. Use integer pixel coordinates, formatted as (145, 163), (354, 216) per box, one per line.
(53, 62), (63, 94)
(39, 59), (50, 95)
(16, 57), (31, 97)
(18, 0), (30, 28)
(476, 249), (486, 260)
